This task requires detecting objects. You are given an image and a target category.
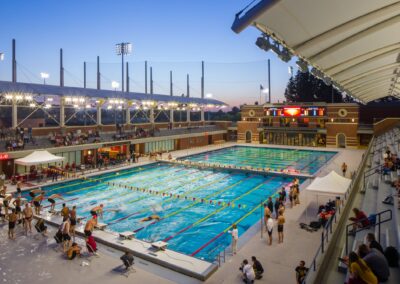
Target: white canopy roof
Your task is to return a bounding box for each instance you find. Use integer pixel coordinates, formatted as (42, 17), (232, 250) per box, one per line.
(15, 150), (65, 166)
(306, 170), (351, 195)
(232, 0), (400, 102)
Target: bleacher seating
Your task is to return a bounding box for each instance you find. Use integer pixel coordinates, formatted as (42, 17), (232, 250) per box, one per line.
(339, 126), (400, 283)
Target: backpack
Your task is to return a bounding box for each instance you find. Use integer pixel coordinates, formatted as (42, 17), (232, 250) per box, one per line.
(384, 246), (399, 267)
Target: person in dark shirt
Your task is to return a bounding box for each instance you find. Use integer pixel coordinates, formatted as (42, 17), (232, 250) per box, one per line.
(274, 198), (281, 219)
(251, 256), (264, 279)
(366, 233), (383, 254)
(120, 251), (134, 271)
(267, 197), (274, 214)
(295, 260), (309, 284)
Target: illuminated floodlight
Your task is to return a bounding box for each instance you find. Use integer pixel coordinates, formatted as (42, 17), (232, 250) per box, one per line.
(79, 97), (85, 103)
(15, 95), (23, 100)
(29, 103), (35, 108)
(40, 72), (49, 84)
(205, 93), (213, 98)
(117, 105), (122, 109)
(107, 105), (112, 110)
(5, 94), (13, 100)
(65, 97), (72, 102)
(25, 95), (33, 101)
(47, 97), (53, 102)
(111, 81), (120, 90)
(72, 97), (78, 102)
(85, 104), (91, 109)
(44, 103), (51, 109)
(0, 53), (4, 61)
(262, 87), (269, 94)
(73, 104), (79, 109)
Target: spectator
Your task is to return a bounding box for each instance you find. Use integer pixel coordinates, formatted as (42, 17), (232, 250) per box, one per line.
(67, 242), (81, 260)
(358, 244), (389, 283)
(349, 208), (370, 233)
(274, 197), (280, 219)
(366, 233), (383, 254)
(251, 256), (264, 280)
(342, 162), (348, 177)
(347, 251), (377, 284)
(240, 259), (255, 284)
(86, 235), (98, 255)
(295, 260), (309, 284)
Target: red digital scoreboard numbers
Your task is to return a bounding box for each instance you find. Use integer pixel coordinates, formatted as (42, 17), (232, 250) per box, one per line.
(0, 153), (9, 160)
(265, 106), (325, 117)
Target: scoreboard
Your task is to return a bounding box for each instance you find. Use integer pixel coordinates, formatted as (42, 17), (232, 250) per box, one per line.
(265, 106), (326, 117)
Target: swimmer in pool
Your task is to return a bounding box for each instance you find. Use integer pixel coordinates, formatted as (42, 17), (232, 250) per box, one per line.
(141, 215), (161, 222)
(29, 188), (44, 199)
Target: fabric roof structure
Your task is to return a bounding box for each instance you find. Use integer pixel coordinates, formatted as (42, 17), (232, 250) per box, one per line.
(232, 0), (400, 103)
(306, 171), (351, 196)
(15, 150), (65, 166)
(0, 81), (226, 106)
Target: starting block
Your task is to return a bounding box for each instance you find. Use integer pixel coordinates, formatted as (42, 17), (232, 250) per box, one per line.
(119, 231), (135, 240)
(94, 223), (107, 230)
(151, 241), (168, 251)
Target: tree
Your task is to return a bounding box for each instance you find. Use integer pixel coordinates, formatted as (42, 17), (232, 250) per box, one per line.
(284, 70), (347, 103)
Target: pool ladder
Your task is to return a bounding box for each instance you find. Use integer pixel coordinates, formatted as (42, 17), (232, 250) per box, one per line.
(208, 244), (227, 267)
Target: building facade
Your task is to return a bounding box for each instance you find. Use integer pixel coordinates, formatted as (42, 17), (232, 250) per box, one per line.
(237, 103), (371, 148)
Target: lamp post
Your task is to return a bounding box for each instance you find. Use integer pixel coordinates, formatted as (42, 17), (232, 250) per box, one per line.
(115, 42), (132, 92)
(205, 93), (213, 121)
(40, 72), (49, 85)
(111, 81), (120, 125)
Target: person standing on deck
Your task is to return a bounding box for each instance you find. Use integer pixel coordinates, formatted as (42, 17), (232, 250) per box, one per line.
(228, 224), (239, 255)
(342, 162), (348, 177)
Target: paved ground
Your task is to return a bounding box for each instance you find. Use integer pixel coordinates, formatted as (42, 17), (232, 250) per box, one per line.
(0, 144), (364, 284)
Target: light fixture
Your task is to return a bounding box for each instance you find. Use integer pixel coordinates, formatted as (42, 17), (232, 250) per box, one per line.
(107, 105), (112, 110)
(44, 103), (51, 109)
(117, 105), (122, 109)
(65, 97), (72, 102)
(73, 104), (79, 109)
(15, 95), (23, 101)
(40, 72), (49, 84)
(47, 97), (53, 102)
(278, 47), (292, 63)
(0, 53), (4, 61)
(29, 103), (35, 108)
(25, 95), (33, 101)
(205, 93), (213, 98)
(85, 104), (91, 109)
(255, 36), (271, 51)
(296, 59), (308, 73)
(111, 81), (120, 90)
(5, 94), (13, 100)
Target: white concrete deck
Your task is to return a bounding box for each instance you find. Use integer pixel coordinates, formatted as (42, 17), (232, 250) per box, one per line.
(0, 143), (365, 283)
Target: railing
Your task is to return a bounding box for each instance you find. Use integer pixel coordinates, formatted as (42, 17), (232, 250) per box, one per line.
(302, 137), (374, 284)
(363, 163), (383, 189)
(207, 242), (227, 267)
(345, 209), (392, 255)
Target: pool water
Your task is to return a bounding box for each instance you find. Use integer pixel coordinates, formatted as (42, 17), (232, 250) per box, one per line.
(29, 163), (301, 261)
(181, 146), (337, 175)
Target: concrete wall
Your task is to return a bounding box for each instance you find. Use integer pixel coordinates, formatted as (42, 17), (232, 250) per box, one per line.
(373, 118), (400, 136)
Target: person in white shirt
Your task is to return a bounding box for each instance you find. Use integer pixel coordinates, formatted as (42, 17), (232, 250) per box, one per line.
(228, 223), (239, 255)
(241, 259), (255, 284)
(266, 216), (274, 245)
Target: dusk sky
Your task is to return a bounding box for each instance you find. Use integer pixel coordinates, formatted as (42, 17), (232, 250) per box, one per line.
(0, 0), (296, 107)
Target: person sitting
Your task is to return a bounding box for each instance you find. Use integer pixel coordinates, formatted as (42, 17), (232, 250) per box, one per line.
(120, 251), (134, 271)
(240, 259), (255, 284)
(349, 208), (370, 233)
(67, 242), (82, 260)
(251, 256), (264, 280)
(357, 244), (389, 283)
(347, 251), (378, 284)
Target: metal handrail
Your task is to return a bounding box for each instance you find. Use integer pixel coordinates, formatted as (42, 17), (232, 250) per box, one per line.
(301, 137), (374, 284)
(345, 209), (392, 254)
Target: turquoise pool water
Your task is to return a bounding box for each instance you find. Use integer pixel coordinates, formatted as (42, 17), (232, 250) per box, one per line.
(180, 146), (337, 175)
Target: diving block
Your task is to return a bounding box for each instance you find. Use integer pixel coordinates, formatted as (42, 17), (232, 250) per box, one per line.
(94, 222), (107, 230)
(151, 241), (168, 251)
(119, 231), (136, 240)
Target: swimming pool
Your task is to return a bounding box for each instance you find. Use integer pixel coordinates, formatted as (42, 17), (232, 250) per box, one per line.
(180, 146), (337, 175)
(29, 162), (304, 262)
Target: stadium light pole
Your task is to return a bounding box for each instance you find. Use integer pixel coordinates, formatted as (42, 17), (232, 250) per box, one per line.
(115, 42), (132, 92)
(40, 72), (49, 85)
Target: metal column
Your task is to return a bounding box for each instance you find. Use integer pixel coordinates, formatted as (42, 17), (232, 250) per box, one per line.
(186, 74), (190, 97)
(12, 39), (16, 83)
(149, 108), (155, 124)
(201, 61), (204, 98)
(150, 67), (153, 94)
(186, 109), (190, 122)
(201, 108), (205, 121)
(60, 98), (65, 127)
(12, 98), (17, 129)
(169, 109), (174, 123)
(97, 56), (101, 90)
(126, 106), (131, 125)
(96, 105), (102, 125)
(170, 70), (173, 96)
(126, 62), (130, 92)
(60, 48), (64, 87)
(83, 61), (86, 88)
(145, 61), (148, 94)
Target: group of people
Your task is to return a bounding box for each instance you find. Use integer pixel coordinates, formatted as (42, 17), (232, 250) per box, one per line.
(239, 256), (264, 283)
(342, 233), (390, 284)
(382, 147), (399, 175)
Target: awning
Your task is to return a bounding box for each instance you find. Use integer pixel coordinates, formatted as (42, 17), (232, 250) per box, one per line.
(306, 171), (351, 195)
(15, 150), (65, 166)
(232, 0), (400, 103)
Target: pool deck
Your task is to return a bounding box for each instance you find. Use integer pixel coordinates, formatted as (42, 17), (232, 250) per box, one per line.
(0, 143), (365, 283)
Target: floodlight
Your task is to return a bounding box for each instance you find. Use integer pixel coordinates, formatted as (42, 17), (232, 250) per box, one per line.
(296, 59), (308, 73)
